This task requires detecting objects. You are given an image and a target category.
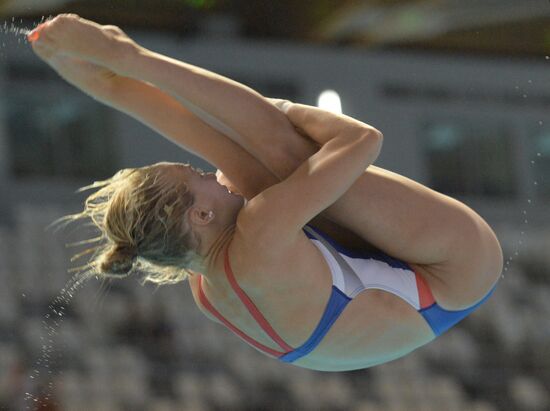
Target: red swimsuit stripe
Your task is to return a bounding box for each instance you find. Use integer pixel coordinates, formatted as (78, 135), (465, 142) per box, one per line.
(223, 245), (294, 353)
(197, 276), (288, 357)
(414, 271), (436, 309)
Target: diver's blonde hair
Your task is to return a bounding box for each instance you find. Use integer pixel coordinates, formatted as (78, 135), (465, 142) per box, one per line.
(50, 162), (201, 286)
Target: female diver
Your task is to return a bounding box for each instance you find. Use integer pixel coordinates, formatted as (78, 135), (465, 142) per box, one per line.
(28, 15), (503, 371)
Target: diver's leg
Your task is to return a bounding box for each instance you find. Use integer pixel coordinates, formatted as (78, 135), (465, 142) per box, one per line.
(221, 99), (504, 310)
(213, 107), (502, 310)
(324, 165), (502, 308)
(109, 39), (502, 308)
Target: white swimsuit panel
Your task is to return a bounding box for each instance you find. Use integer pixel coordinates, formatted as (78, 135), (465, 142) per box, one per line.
(305, 227), (422, 310)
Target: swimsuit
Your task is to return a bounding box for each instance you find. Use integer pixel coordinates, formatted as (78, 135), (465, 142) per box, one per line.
(198, 225), (497, 363)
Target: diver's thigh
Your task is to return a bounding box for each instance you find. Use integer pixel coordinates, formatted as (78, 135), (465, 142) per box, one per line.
(323, 165), (460, 264)
(322, 165), (502, 309)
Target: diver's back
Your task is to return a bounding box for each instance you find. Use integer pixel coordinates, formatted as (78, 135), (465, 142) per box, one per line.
(190, 226), (435, 371)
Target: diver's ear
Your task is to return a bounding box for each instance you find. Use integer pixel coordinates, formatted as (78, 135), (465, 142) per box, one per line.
(188, 207), (215, 226)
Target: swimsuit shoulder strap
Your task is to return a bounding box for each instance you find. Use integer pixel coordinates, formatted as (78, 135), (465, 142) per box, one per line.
(197, 275), (287, 357)
(223, 244), (294, 352)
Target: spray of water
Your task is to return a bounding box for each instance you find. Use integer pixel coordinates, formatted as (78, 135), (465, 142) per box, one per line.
(23, 268), (96, 409)
(0, 16), (49, 47)
(499, 65), (548, 280)
(16, 199), (102, 409)
(502, 140), (543, 278)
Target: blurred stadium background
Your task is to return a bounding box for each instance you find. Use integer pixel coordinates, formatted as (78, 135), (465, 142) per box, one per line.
(0, 1), (549, 410)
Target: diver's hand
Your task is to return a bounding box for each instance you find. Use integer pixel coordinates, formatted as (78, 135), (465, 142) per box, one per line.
(28, 14), (138, 70)
(267, 98), (293, 113)
(267, 98), (310, 138)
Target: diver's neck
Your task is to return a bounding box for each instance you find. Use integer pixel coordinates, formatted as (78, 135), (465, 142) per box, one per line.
(201, 223), (236, 277)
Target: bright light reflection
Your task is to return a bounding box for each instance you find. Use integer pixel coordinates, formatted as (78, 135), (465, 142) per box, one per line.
(317, 90), (342, 114)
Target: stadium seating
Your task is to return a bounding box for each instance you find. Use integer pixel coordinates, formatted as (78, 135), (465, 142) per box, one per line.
(1, 203), (549, 411)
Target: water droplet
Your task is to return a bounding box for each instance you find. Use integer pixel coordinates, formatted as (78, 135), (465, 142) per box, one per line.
(537, 152), (542, 157)
(531, 160), (535, 164)
(524, 219), (528, 224)
(546, 56), (550, 60)
(527, 199), (532, 204)
(534, 181), (538, 186)
(514, 251), (519, 256)
(522, 210), (527, 215)
(540, 121), (544, 125)
(528, 79), (532, 84)
(521, 231), (524, 235)
(523, 94), (527, 98)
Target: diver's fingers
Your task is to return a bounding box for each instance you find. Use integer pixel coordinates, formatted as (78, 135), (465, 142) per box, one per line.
(267, 98), (292, 112)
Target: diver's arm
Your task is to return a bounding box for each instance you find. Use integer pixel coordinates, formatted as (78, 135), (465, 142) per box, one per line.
(28, 14), (314, 179)
(30, 51), (278, 199)
(116, 48), (316, 177)
(241, 124), (383, 243)
(270, 99), (383, 147)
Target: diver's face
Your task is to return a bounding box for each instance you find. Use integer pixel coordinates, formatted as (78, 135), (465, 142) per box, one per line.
(162, 162), (245, 215)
